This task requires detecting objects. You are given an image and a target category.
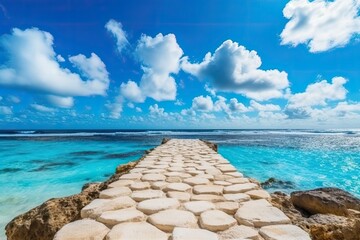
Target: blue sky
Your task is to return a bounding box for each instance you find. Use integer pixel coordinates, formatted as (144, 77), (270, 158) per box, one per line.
(0, 0), (359, 129)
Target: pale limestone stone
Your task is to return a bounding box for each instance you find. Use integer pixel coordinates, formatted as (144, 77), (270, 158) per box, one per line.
(108, 180), (134, 188)
(217, 164), (237, 173)
(215, 201), (239, 215)
(131, 189), (165, 202)
(97, 208), (146, 226)
(129, 167), (147, 173)
(183, 177), (210, 186)
(164, 182), (192, 192)
(223, 183), (258, 194)
(130, 181), (150, 190)
(164, 171), (183, 177)
(200, 210), (237, 231)
(225, 172), (244, 177)
(183, 201), (216, 215)
(106, 222), (168, 240)
(214, 180), (232, 186)
(191, 194), (225, 203)
(168, 166), (185, 172)
(235, 199), (291, 227)
(172, 227), (219, 240)
(137, 198), (180, 214)
(141, 173), (166, 181)
(223, 193), (251, 202)
(142, 169), (166, 174)
(149, 165), (169, 169)
(148, 209), (198, 232)
(219, 225), (259, 240)
(167, 191), (191, 202)
(246, 190), (271, 199)
(259, 224), (311, 240)
(151, 181), (168, 190)
(179, 173), (192, 178)
(193, 185), (224, 195)
(54, 219), (109, 240)
(196, 174), (215, 180)
(188, 170), (205, 176)
(166, 176), (183, 183)
(205, 168), (223, 175)
(99, 187), (131, 199)
(226, 178), (250, 184)
(81, 197), (136, 218)
(214, 175), (234, 181)
(120, 173), (142, 180)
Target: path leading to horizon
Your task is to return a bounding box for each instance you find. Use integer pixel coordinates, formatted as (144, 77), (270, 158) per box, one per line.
(54, 139), (310, 240)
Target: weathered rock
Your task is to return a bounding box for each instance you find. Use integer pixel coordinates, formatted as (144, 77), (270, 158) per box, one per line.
(271, 191), (360, 240)
(172, 227), (219, 240)
(163, 182), (192, 192)
(167, 191), (191, 202)
(183, 177), (210, 186)
(259, 224), (311, 240)
(97, 208), (146, 226)
(106, 222), (168, 240)
(183, 201), (216, 215)
(108, 180), (134, 188)
(129, 181), (150, 190)
(200, 210), (237, 231)
(191, 194), (225, 202)
(53, 219), (109, 240)
(137, 198), (180, 214)
(219, 225), (259, 240)
(81, 196), (136, 218)
(193, 185), (224, 195)
(291, 187), (360, 216)
(235, 199), (291, 227)
(141, 173), (166, 182)
(5, 183), (101, 240)
(148, 209), (198, 232)
(261, 177), (295, 190)
(223, 193), (251, 202)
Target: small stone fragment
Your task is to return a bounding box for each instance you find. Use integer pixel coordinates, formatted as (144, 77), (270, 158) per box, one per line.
(223, 183), (258, 194)
(259, 224), (311, 240)
(183, 201), (216, 215)
(164, 182), (192, 192)
(191, 194), (225, 202)
(130, 181), (150, 190)
(148, 209), (198, 232)
(106, 222), (168, 240)
(137, 198), (180, 214)
(200, 210), (237, 231)
(120, 173), (142, 180)
(108, 180), (134, 188)
(246, 189), (271, 199)
(193, 185), (224, 195)
(141, 173), (166, 181)
(183, 177), (210, 186)
(167, 191), (191, 202)
(99, 187), (131, 199)
(172, 227), (219, 240)
(215, 201), (239, 215)
(97, 208), (146, 227)
(223, 193), (251, 202)
(219, 225), (259, 240)
(54, 219), (109, 240)
(131, 189), (165, 202)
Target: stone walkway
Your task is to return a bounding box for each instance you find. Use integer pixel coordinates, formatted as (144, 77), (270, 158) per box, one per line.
(54, 139), (311, 240)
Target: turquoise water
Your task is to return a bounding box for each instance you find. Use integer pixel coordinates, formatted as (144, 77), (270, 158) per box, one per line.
(0, 129), (359, 238)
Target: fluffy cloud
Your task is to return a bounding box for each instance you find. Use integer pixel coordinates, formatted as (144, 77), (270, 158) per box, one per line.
(0, 106), (12, 115)
(149, 104), (168, 117)
(250, 100), (281, 112)
(7, 95), (20, 103)
(191, 95), (214, 111)
(46, 95), (74, 108)
(285, 77), (348, 118)
(106, 95), (123, 119)
(105, 19), (129, 53)
(228, 98), (249, 112)
(0, 28), (110, 108)
(30, 104), (56, 113)
(281, 0), (360, 52)
(182, 40), (289, 101)
(121, 33), (183, 102)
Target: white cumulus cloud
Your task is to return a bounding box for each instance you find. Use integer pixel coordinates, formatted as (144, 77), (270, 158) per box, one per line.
(121, 33), (183, 102)
(105, 19), (129, 53)
(0, 28), (110, 108)
(182, 40), (289, 101)
(191, 95), (214, 111)
(281, 0), (360, 52)
(30, 103), (56, 113)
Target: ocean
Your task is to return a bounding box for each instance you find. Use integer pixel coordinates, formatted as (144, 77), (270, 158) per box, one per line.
(0, 129), (359, 238)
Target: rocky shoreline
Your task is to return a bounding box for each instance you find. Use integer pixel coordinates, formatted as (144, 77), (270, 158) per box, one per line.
(5, 140), (360, 240)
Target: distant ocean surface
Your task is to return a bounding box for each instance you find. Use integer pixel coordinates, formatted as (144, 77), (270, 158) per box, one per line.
(1, 129), (360, 238)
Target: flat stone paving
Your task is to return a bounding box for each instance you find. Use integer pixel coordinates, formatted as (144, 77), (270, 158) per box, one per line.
(54, 139), (311, 240)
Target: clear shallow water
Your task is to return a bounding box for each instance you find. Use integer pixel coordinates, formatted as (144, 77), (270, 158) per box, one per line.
(0, 129), (359, 238)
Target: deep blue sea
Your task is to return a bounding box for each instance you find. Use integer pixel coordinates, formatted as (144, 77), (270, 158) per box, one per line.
(0, 129), (360, 238)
